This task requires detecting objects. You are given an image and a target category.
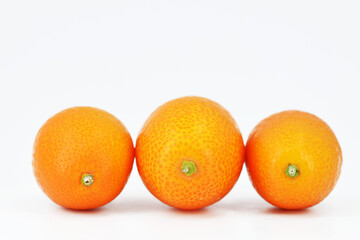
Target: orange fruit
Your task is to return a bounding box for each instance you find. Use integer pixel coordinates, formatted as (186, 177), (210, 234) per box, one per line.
(136, 96), (245, 210)
(246, 110), (342, 209)
(33, 107), (134, 210)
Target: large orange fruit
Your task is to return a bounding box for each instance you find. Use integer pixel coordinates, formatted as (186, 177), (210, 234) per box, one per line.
(136, 96), (245, 210)
(246, 110), (342, 209)
(33, 107), (134, 210)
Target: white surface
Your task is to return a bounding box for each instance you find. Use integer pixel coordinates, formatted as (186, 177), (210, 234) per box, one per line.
(1, 1), (359, 239)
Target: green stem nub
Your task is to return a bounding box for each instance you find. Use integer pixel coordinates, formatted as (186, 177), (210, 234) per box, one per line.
(81, 173), (94, 186)
(181, 160), (197, 176)
(285, 164), (300, 178)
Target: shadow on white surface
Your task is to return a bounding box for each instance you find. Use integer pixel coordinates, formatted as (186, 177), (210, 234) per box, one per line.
(264, 207), (311, 215)
(7, 190), (340, 219)
(61, 206), (109, 215)
(214, 197), (316, 216)
(57, 196), (314, 217)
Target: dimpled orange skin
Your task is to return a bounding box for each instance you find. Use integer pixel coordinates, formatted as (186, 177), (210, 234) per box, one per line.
(246, 110), (342, 210)
(33, 107), (134, 210)
(136, 96), (245, 210)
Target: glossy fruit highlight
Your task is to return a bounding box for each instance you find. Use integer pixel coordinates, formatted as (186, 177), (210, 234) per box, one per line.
(136, 96), (245, 210)
(246, 110), (342, 209)
(33, 107), (134, 210)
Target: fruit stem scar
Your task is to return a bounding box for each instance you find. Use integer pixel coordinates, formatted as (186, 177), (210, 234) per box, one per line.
(81, 173), (94, 186)
(181, 160), (197, 176)
(285, 164), (300, 178)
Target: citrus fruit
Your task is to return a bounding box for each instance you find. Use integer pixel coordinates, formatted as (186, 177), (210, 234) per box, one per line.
(33, 107), (134, 210)
(136, 96), (245, 210)
(246, 110), (342, 209)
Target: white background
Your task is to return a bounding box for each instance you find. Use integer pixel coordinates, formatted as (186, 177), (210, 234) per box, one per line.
(1, 0), (359, 239)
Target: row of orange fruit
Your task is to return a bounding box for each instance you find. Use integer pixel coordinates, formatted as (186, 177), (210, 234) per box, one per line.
(33, 96), (342, 210)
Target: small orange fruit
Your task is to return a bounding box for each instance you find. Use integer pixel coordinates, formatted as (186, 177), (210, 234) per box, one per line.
(246, 110), (342, 209)
(33, 107), (134, 210)
(136, 96), (245, 210)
